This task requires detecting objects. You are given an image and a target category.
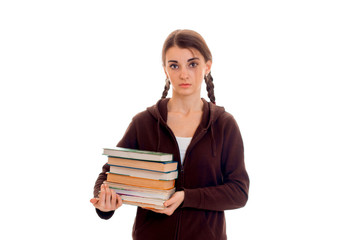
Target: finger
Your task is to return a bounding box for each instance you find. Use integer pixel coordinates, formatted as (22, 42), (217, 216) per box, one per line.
(163, 205), (175, 216)
(90, 198), (99, 205)
(116, 194), (123, 209)
(150, 209), (162, 213)
(111, 189), (117, 209)
(165, 191), (184, 208)
(164, 195), (177, 207)
(99, 184), (106, 206)
(153, 206), (172, 216)
(105, 184), (111, 208)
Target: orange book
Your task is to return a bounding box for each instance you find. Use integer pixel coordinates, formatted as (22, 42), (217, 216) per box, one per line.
(106, 173), (175, 190)
(108, 157), (177, 173)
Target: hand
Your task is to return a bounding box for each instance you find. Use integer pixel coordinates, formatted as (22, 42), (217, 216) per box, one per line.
(149, 191), (184, 216)
(90, 183), (122, 212)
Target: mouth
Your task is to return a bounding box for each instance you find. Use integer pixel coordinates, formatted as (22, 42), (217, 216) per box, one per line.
(179, 83), (191, 88)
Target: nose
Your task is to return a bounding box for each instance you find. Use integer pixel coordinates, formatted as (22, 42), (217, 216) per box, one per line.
(179, 67), (189, 80)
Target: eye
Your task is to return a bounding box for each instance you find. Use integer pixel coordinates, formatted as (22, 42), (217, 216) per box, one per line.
(189, 62), (198, 68)
(170, 64), (179, 69)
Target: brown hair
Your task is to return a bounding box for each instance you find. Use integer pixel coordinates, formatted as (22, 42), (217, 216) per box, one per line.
(161, 29), (216, 104)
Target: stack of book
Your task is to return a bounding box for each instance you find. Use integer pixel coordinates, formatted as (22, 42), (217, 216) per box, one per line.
(102, 147), (178, 210)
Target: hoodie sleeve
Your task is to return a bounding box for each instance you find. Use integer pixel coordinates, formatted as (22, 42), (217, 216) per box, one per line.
(93, 118), (139, 219)
(93, 163), (115, 219)
(182, 115), (249, 211)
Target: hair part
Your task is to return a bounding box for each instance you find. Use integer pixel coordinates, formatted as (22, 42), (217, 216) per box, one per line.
(161, 29), (216, 104)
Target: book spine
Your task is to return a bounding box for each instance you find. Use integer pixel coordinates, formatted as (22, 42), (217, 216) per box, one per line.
(108, 164), (177, 174)
(103, 148), (172, 162)
(106, 173), (175, 190)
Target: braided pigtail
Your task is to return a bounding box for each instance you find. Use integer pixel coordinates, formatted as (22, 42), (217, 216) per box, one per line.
(161, 78), (171, 99)
(205, 72), (216, 104)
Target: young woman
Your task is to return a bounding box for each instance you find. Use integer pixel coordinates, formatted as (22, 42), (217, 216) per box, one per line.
(90, 29), (249, 240)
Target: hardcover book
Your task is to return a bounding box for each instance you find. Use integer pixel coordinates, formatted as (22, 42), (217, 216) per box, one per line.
(107, 157), (177, 172)
(106, 172), (175, 190)
(120, 195), (166, 209)
(103, 147), (173, 162)
(109, 165), (178, 180)
(104, 181), (175, 200)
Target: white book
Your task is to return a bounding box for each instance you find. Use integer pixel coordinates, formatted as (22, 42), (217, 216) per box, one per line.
(104, 181), (175, 200)
(103, 147), (173, 162)
(122, 200), (166, 210)
(121, 195), (165, 207)
(109, 165), (178, 180)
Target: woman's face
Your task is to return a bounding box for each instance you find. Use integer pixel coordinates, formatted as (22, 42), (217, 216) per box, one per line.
(164, 46), (212, 99)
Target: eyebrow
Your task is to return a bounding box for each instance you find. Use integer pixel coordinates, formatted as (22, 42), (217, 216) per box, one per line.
(167, 57), (200, 63)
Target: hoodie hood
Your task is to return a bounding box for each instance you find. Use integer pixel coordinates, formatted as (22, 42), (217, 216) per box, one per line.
(146, 98), (225, 157)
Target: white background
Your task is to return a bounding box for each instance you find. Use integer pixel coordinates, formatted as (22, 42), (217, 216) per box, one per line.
(1, 1), (359, 239)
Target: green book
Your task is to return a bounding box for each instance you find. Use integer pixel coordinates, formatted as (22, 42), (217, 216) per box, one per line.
(103, 147), (173, 162)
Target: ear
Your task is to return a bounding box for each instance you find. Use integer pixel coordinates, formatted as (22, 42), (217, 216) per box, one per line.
(205, 60), (212, 75)
(163, 66), (169, 79)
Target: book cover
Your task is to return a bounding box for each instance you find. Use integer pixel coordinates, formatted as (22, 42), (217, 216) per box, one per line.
(106, 172), (175, 190)
(103, 147), (173, 162)
(120, 195), (165, 207)
(109, 165), (178, 180)
(121, 199), (166, 210)
(107, 157), (178, 172)
(104, 181), (175, 200)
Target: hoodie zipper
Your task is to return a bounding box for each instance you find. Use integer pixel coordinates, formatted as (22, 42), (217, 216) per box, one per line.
(156, 102), (213, 239)
(149, 99), (221, 239)
(165, 126), (209, 240)
(164, 125), (183, 240)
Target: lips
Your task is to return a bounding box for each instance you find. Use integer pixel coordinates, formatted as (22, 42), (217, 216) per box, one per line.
(179, 83), (191, 88)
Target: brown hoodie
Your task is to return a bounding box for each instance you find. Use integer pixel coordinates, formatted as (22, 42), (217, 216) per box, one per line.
(93, 98), (249, 240)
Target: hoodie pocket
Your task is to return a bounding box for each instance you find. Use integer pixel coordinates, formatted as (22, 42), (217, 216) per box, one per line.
(133, 208), (178, 240)
(201, 211), (217, 239)
(179, 209), (218, 240)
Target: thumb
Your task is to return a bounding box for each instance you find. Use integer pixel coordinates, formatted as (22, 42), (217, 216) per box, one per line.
(90, 198), (99, 205)
(164, 194), (177, 207)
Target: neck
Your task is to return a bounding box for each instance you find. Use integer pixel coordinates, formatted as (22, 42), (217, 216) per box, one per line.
(168, 94), (203, 114)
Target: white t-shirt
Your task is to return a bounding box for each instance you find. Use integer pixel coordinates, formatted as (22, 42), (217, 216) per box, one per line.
(175, 136), (192, 164)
